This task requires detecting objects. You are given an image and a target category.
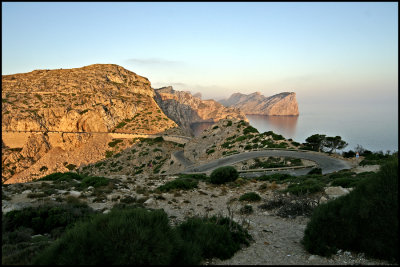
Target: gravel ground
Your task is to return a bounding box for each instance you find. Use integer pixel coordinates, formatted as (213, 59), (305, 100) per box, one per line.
(2, 170), (393, 265)
(142, 180), (392, 265)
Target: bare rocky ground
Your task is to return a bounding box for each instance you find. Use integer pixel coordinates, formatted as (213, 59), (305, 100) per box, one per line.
(2, 165), (391, 265)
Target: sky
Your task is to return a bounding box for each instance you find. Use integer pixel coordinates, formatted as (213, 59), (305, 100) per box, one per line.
(2, 2), (398, 108)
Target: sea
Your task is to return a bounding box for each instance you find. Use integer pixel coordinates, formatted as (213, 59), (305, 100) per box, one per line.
(191, 103), (398, 153)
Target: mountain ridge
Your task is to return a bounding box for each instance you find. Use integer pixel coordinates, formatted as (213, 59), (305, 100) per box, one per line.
(219, 92), (299, 116)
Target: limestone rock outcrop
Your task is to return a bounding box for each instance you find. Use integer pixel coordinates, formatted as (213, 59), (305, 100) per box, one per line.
(2, 64), (177, 134)
(2, 64), (179, 183)
(154, 86), (248, 134)
(219, 92), (299, 116)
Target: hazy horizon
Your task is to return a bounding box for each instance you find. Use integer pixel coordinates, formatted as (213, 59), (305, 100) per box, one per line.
(2, 2), (398, 109)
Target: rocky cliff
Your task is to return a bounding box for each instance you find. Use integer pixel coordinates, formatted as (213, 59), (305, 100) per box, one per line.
(154, 86), (248, 134)
(219, 92), (299, 116)
(2, 64), (179, 183)
(2, 64), (177, 133)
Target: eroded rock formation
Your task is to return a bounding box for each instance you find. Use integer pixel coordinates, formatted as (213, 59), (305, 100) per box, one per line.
(219, 92), (299, 116)
(154, 86), (248, 134)
(2, 64), (179, 183)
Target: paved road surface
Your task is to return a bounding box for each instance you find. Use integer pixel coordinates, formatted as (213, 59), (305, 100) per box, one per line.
(183, 150), (351, 175)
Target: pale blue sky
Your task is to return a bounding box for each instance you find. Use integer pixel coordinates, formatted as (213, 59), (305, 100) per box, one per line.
(2, 2), (398, 107)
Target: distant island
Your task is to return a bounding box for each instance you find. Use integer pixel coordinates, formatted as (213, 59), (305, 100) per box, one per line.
(219, 92), (299, 116)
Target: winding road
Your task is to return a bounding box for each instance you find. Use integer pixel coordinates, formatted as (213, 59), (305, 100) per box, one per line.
(181, 150), (351, 175)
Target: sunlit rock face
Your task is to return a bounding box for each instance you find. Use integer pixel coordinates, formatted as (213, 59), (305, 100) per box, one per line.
(219, 92), (299, 116)
(154, 86), (248, 134)
(2, 64), (179, 184)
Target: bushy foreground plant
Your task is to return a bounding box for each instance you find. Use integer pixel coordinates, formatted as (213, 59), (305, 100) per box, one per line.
(302, 157), (398, 263)
(3, 202), (95, 236)
(2, 202), (96, 265)
(33, 207), (252, 265)
(33, 207), (194, 265)
(210, 166), (239, 184)
(176, 215), (252, 260)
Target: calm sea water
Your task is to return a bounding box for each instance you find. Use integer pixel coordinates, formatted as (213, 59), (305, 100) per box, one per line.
(191, 104), (398, 153)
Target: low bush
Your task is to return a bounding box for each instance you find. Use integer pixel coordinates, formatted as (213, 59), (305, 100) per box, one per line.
(108, 139), (123, 147)
(157, 178), (198, 192)
(308, 168), (322, 175)
(78, 176), (110, 189)
(342, 150), (356, 158)
(33, 207), (196, 265)
(210, 166), (239, 184)
(33, 208), (252, 265)
(176, 215), (252, 260)
(178, 173), (207, 180)
(330, 177), (362, 188)
(243, 126), (259, 135)
(3, 202), (95, 236)
(37, 172), (83, 182)
(302, 157), (398, 263)
(359, 151), (396, 166)
(285, 178), (324, 196)
(239, 192), (261, 202)
(259, 195), (318, 218)
(65, 164), (76, 171)
(255, 173), (296, 183)
(328, 171), (356, 179)
(240, 205), (254, 214)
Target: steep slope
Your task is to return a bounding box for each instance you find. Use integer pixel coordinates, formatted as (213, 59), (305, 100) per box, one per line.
(219, 92), (299, 116)
(2, 64), (179, 183)
(154, 86), (248, 134)
(2, 64), (177, 133)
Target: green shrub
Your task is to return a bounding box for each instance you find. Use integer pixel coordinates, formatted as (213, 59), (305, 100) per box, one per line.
(33, 208), (197, 265)
(359, 151), (395, 166)
(176, 215), (252, 260)
(330, 177), (362, 188)
(256, 173), (296, 182)
(308, 168), (322, 175)
(105, 150), (113, 158)
(3, 202), (95, 236)
(79, 176), (110, 189)
(243, 126), (258, 135)
(240, 205), (254, 214)
(108, 139), (123, 147)
(285, 178), (324, 196)
(115, 122), (127, 129)
(65, 164), (76, 171)
(39, 166), (48, 172)
(178, 173), (207, 180)
(226, 120), (232, 127)
(235, 136), (246, 142)
(210, 166), (238, 184)
(153, 136), (164, 142)
(239, 192), (261, 202)
(302, 157), (398, 262)
(264, 131), (285, 140)
(38, 172), (83, 182)
(328, 171), (356, 179)
(157, 178), (198, 192)
(206, 148), (215, 154)
(342, 150), (356, 158)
